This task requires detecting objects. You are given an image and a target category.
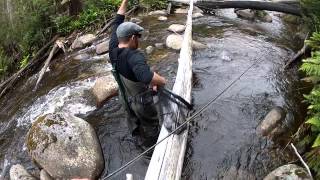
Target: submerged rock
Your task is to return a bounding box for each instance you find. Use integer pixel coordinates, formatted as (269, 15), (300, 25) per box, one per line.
(26, 113), (104, 179)
(192, 12), (204, 19)
(235, 9), (255, 20)
(71, 34), (96, 49)
(155, 43), (165, 49)
(148, 10), (167, 16)
(146, 46), (155, 55)
(96, 41), (109, 55)
(166, 34), (207, 50)
(168, 24), (186, 33)
(264, 164), (312, 180)
(158, 16), (168, 21)
(9, 164), (36, 180)
(130, 17), (143, 24)
(91, 75), (119, 108)
(259, 106), (286, 136)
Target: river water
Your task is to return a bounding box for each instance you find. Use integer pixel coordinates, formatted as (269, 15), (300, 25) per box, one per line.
(0, 9), (308, 180)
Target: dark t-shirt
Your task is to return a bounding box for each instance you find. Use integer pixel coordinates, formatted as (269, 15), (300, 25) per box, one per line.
(109, 14), (153, 84)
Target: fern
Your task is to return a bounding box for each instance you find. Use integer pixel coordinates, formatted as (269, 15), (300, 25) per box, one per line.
(300, 51), (320, 76)
(307, 32), (320, 50)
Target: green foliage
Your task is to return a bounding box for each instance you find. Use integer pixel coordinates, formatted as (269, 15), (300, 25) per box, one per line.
(19, 55), (30, 69)
(141, 0), (168, 9)
(300, 51), (320, 77)
(306, 148), (320, 179)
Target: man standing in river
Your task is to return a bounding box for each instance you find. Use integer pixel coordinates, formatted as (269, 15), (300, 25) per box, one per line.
(109, 0), (167, 148)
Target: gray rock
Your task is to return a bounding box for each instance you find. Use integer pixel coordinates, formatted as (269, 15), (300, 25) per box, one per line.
(235, 9), (255, 20)
(175, 6), (203, 14)
(148, 10), (167, 16)
(26, 113), (104, 179)
(155, 43), (165, 49)
(130, 17), (143, 24)
(71, 34), (96, 49)
(264, 164), (312, 180)
(158, 16), (168, 21)
(259, 106), (286, 136)
(166, 34), (207, 50)
(40, 170), (53, 180)
(192, 12), (204, 19)
(168, 24), (186, 33)
(91, 75), (119, 108)
(9, 164), (36, 180)
(96, 41), (109, 55)
(146, 46), (155, 55)
(73, 53), (90, 61)
(223, 166), (256, 180)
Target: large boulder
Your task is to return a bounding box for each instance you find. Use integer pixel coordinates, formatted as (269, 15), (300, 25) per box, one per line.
(91, 75), (119, 108)
(96, 41), (109, 55)
(71, 34), (96, 49)
(168, 24), (186, 33)
(26, 113), (104, 179)
(166, 34), (207, 50)
(259, 106), (286, 136)
(264, 164), (312, 180)
(235, 9), (255, 20)
(9, 164), (36, 180)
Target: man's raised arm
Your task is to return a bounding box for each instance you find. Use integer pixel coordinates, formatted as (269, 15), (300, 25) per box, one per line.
(117, 0), (129, 15)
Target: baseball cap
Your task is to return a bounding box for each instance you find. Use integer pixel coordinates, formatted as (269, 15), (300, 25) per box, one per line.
(116, 22), (144, 38)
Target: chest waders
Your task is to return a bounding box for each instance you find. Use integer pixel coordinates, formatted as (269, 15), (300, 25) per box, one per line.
(111, 49), (160, 145)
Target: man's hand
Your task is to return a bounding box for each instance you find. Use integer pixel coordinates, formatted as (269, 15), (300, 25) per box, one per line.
(151, 72), (166, 90)
(118, 0), (129, 15)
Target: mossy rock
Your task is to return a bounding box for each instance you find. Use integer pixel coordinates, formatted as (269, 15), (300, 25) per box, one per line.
(26, 113), (104, 179)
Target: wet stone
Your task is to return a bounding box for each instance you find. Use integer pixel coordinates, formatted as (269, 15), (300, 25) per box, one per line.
(96, 41), (109, 55)
(71, 34), (96, 49)
(26, 113), (104, 179)
(155, 43), (165, 49)
(259, 106), (286, 136)
(168, 24), (186, 33)
(192, 12), (204, 19)
(40, 169), (53, 180)
(158, 16), (168, 21)
(91, 75), (119, 108)
(146, 46), (155, 55)
(130, 17), (143, 24)
(148, 10), (167, 16)
(264, 164), (312, 180)
(166, 34), (207, 50)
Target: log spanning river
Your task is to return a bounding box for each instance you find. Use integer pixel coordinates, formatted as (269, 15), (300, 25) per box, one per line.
(0, 8), (309, 179)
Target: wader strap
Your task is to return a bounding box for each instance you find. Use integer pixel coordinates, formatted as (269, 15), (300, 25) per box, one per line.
(111, 49), (135, 115)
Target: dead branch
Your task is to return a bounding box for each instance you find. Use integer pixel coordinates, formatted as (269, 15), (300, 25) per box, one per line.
(285, 33), (311, 69)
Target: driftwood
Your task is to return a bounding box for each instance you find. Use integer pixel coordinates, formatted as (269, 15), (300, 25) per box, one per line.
(170, 0), (302, 16)
(285, 33), (311, 69)
(0, 35), (60, 98)
(145, 1), (194, 180)
(97, 5), (140, 36)
(34, 43), (59, 91)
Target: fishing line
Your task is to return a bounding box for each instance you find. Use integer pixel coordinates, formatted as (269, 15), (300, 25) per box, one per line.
(102, 56), (265, 179)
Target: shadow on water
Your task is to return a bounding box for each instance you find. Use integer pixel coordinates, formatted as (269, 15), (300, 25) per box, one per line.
(0, 9), (309, 180)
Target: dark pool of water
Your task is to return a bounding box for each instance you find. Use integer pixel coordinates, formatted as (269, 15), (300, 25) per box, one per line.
(0, 9), (309, 180)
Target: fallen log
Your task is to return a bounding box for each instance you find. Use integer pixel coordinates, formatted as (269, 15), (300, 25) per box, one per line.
(170, 0), (302, 16)
(145, 0), (194, 180)
(284, 33), (311, 69)
(0, 35), (60, 98)
(34, 43), (59, 91)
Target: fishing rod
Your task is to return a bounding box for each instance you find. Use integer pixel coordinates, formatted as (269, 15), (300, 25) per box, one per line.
(102, 56), (265, 180)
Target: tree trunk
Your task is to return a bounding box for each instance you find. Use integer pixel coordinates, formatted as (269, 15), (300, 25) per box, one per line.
(69, 0), (82, 16)
(170, 0), (302, 16)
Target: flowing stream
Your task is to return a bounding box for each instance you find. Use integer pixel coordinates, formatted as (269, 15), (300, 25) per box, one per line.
(0, 9), (309, 179)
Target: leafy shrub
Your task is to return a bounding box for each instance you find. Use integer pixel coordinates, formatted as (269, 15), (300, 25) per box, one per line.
(141, 0), (168, 9)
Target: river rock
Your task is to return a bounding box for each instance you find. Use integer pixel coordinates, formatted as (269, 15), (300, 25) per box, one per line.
(73, 53), (90, 61)
(148, 10), (167, 16)
(26, 113), (104, 179)
(235, 9), (255, 20)
(146, 46), (154, 55)
(9, 164), (36, 180)
(192, 12), (204, 19)
(40, 170), (53, 180)
(264, 164), (312, 180)
(158, 16), (168, 21)
(96, 41), (109, 55)
(175, 6), (203, 14)
(168, 24), (186, 33)
(92, 75), (119, 108)
(130, 17), (143, 24)
(71, 34), (96, 49)
(166, 34), (207, 50)
(259, 106), (286, 136)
